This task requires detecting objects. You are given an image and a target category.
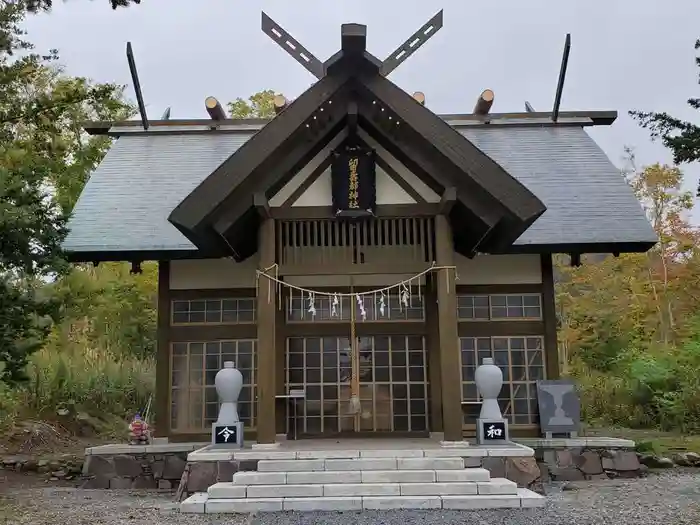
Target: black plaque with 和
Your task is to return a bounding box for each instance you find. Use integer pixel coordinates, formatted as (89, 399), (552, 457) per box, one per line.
(331, 145), (376, 218)
(214, 425), (238, 445)
(481, 421), (507, 442)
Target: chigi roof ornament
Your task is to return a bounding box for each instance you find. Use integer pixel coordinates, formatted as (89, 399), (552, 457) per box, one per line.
(261, 10), (444, 79)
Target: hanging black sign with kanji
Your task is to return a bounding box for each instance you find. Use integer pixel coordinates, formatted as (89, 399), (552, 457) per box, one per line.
(331, 145), (376, 218)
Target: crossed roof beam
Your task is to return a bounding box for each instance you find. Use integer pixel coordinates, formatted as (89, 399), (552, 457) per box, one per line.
(261, 10), (444, 79)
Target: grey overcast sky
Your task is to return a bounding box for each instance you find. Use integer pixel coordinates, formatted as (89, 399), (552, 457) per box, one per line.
(23, 0), (700, 221)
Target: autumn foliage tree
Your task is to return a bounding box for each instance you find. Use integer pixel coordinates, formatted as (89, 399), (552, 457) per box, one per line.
(557, 154), (700, 430)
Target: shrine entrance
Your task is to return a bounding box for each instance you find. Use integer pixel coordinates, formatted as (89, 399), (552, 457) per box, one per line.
(285, 334), (429, 437)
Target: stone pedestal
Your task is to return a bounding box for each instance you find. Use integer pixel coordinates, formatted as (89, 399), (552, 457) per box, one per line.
(475, 357), (510, 445)
(212, 361), (244, 448)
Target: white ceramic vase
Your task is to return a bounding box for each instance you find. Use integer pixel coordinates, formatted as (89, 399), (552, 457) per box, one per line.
(215, 361), (243, 424)
(475, 357), (504, 420)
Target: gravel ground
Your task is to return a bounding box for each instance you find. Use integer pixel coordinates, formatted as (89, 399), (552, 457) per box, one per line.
(1, 471), (699, 525)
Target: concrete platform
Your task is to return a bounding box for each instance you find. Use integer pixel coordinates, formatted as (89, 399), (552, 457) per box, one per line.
(186, 438), (535, 462)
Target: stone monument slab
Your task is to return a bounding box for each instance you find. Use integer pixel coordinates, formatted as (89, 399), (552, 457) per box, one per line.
(536, 379), (581, 436)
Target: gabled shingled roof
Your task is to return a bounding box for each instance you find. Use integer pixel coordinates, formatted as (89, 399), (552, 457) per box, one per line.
(62, 120), (658, 261)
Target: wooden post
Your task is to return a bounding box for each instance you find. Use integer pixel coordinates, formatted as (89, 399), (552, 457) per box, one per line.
(256, 218), (277, 444)
(154, 261), (170, 437)
(540, 254), (561, 380)
(424, 277), (443, 433)
(275, 303), (286, 436)
(434, 214), (463, 441)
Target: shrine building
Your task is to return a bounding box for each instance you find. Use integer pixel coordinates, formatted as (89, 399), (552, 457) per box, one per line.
(63, 13), (656, 445)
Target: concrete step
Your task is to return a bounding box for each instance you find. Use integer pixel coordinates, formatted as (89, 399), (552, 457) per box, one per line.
(182, 488), (545, 513)
(210, 477), (515, 499)
(231, 467), (491, 486)
(256, 456), (465, 472)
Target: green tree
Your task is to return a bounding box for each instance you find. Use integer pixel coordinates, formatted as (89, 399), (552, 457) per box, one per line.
(228, 89), (279, 119)
(630, 39), (700, 196)
(0, 1), (130, 384)
(24, 0), (139, 12)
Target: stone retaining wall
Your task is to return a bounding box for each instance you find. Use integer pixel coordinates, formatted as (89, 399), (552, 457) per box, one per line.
(536, 447), (643, 482)
(69, 437), (699, 496)
(0, 454), (83, 480)
(81, 452), (189, 489)
(10, 436), (699, 497)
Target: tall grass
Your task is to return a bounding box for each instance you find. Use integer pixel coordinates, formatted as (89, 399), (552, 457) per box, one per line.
(0, 344), (154, 434)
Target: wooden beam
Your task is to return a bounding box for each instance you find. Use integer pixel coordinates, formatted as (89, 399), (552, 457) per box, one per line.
(279, 262), (432, 277)
(270, 203), (440, 220)
(205, 96), (227, 121)
(473, 89), (494, 115)
(356, 98), (503, 231)
(552, 33), (572, 123)
(438, 186), (457, 214)
(347, 100), (358, 136)
(169, 70), (350, 244)
(126, 42), (149, 130)
(412, 91), (426, 105)
(434, 214), (462, 441)
(356, 75), (546, 227)
(256, 218), (277, 444)
(273, 94), (289, 115)
(261, 12), (324, 79)
(341, 23), (367, 58)
(381, 10), (444, 77)
(129, 261), (143, 274)
(253, 193), (271, 218)
(212, 88), (349, 238)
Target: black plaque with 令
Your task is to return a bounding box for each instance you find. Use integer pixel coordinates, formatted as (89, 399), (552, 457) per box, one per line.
(331, 146), (376, 218)
(214, 425), (238, 445)
(481, 421), (507, 442)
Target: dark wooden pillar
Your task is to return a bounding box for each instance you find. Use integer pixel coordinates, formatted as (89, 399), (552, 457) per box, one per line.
(434, 214), (463, 441)
(257, 218), (277, 443)
(424, 279), (443, 433)
(275, 303), (286, 436)
(154, 261), (170, 437)
(540, 254), (561, 379)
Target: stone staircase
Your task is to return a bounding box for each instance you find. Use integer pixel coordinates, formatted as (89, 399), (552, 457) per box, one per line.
(181, 454), (545, 513)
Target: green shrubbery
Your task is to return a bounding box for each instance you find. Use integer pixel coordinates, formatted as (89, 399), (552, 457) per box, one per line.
(572, 316), (700, 433)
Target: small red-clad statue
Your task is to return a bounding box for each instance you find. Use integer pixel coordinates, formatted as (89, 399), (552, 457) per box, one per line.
(128, 413), (151, 445)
